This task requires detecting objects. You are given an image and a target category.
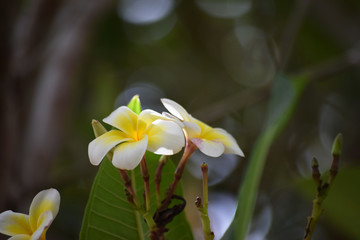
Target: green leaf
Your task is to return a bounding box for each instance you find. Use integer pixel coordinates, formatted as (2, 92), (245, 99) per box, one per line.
(127, 95), (142, 114)
(80, 152), (193, 240)
(223, 74), (308, 240)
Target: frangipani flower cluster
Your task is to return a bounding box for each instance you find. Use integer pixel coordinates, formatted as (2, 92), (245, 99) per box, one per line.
(88, 95), (243, 171)
(0, 188), (60, 240)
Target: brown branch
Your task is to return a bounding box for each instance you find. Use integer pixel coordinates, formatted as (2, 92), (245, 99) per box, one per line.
(140, 157), (151, 211)
(159, 141), (197, 212)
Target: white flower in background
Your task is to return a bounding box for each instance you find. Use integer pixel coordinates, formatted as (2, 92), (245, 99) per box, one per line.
(161, 98), (244, 158)
(88, 106), (185, 170)
(0, 188), (60, 240)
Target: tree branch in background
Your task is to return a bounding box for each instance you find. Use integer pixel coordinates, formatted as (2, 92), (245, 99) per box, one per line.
(279, 0), (312, 70)
(295, 46), (360, 80)
(0, 0), (114, 212)
(193, 88), (268, 123)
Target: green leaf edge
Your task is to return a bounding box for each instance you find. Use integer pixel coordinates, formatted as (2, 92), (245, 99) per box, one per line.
(79, 160), (105, 240)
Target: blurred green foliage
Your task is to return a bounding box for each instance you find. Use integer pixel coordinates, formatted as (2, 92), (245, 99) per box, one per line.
(1, 0), (360, 239)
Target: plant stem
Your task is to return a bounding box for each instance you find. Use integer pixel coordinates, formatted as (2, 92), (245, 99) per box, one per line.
(201, 163), (209, 207)
(142, 211), (157, 231)
(304, 189), (326, 240)
(311, 157), (321, 188)
(159, 141), (197, 211)
(118, 169), (140, 208)
(155, 155), (169, 208)
(140, 156), (151, 212)
(304, 133), (342, 240)
(198, 163), (214, 240)
(198, 205), (214, 240)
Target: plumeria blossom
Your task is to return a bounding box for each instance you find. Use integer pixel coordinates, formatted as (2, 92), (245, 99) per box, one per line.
(88, 106), (185, 170)
(161, 98), (244, 158)
(0, 188), (60, 240)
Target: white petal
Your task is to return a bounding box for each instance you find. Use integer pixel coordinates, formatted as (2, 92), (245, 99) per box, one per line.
(9, 235), (31, 240)
(161, 98), (191, 121)
(103, 106), (138, 137)
(88, 130), (131, 166)
(146, 119), (185, 155)
(0, 210), (31, 237)
(191, 138), (225, 157)
(162, 112), (185, 128)
(205, 128), (244, 157)
(29, 189), (60, 233)
(112, 136), (148, 170)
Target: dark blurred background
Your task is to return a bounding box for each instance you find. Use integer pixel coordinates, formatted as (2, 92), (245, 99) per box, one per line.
(1, 0), (359, 239)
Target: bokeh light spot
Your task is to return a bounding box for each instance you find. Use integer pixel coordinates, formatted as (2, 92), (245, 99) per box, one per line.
(118, 0), (174, 25)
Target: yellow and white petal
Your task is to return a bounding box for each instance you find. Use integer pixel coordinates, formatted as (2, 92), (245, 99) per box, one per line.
(191, 138), (225, 157)
(203, 128), (244, 157)
(161, 98), (191, 121)
(29, 189), (60, 233)
(183, 121), (201, 139)
(88, 130), (131, 166)
(190, 116), (212, 135)
(146, 119), (185, 155)
(103, 106), (138, 138)
(112, 136), (148, 170)
(0, 210), (31, 237)
(9, 235), (31, 240)
(30, 211), (53, 240)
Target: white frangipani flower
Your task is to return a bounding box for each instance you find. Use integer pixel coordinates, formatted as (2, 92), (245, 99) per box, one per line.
(0, 188), (60, 240)
(161, 98), (244, 158)
(88, 106), (185, 170)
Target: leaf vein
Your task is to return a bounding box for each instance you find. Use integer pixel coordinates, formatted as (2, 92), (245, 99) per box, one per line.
(96, 185), (128, 204)
(94, 195), (133, 213)
(88, 225), (128, 240)
(90, 209), (138, 230)
(103, 168), (124, 186)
